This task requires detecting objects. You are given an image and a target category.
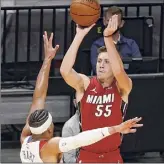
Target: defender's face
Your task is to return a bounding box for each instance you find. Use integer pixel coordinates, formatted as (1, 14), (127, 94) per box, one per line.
(96, 52), (113, 80)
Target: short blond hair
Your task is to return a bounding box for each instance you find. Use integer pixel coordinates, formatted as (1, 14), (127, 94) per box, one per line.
(97, 46), (107, 55)
(104, 6), (123, 20)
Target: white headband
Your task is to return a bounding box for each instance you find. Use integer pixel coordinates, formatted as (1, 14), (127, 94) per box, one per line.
(29, 112), (52, 135)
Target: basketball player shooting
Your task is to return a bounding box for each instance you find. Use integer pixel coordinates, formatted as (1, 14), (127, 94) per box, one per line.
(20, 31), (143, 163)
(60, 15), (140, 163)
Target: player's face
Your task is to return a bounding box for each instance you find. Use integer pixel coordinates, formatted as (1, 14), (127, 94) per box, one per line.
(96, 52), (113, 80)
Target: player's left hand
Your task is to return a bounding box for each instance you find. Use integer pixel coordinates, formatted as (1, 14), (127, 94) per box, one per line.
(116, 117), (143, 134)
(43, 31), (59, 60)
(103, 14), (118, 37)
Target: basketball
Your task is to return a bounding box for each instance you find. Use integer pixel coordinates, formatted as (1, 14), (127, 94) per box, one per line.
(70, 0), (101, 27)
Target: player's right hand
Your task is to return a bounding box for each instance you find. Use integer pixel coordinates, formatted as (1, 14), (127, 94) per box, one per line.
(76, 23), (95, 36)
(115, 117), (143, 134)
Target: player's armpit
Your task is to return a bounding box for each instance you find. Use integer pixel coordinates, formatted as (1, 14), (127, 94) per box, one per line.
(61, 68), (89, 92)
(115, 70), (132, 98)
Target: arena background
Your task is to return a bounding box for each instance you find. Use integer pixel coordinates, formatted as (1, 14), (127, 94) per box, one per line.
(1, 0), (164, 162)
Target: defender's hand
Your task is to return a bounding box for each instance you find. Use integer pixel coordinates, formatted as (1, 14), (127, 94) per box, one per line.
(103, 14), (118, 37)
(43, 31), (59, 60)
(115, 117), (143, 134)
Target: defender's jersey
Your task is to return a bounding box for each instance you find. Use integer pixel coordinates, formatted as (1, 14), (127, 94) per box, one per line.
(79, 77), (127, 153)
(20, 136), (46, 163)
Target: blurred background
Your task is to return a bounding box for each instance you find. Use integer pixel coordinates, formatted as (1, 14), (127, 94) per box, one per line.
(1, 0), (164, 162)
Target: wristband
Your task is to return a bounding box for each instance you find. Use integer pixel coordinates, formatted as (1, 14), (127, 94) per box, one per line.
(104, 35), (112, 38)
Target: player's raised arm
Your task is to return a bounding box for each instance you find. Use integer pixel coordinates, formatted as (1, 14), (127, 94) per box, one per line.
(20, 32), (59, 144)
(103, 15), (132, 102)
(49, 117), (143, 153)
(60, 24), (95, 91)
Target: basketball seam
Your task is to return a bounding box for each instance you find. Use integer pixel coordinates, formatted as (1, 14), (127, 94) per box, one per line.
(71, 2), (100, 11)
(84, 15), (99, 26)
(70, 12), (100, 16)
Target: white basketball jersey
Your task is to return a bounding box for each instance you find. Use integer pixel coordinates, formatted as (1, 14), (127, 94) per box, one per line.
(20, 136), (43, 163)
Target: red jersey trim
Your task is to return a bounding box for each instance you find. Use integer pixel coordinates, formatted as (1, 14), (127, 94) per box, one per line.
(39, 140), (47, 150)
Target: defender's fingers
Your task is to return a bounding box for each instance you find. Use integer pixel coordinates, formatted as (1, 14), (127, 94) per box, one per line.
(43, 31), (48, 46)
(131, 117), (142, 123)
(129, 129), (137, 133)
(53, 45), (60, 52)
(49, 33), (54, 45)
(132, 124), (143, 128)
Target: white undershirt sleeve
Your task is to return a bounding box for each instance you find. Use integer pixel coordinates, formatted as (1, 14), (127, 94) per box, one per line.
(59, 127), (114, 152)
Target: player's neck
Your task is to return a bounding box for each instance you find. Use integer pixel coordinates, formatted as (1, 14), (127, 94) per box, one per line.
(32, 134), (50, 141)
(98, 77), (114, 88)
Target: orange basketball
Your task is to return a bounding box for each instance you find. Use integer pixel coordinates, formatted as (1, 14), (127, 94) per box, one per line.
(70, 0), (101, 27)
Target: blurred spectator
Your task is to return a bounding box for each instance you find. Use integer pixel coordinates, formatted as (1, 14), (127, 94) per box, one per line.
(90, 6), (142, 74)
(61, 99), (80, 163)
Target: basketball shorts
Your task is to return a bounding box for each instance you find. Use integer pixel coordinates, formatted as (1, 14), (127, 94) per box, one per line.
(77, 148), (123, 163)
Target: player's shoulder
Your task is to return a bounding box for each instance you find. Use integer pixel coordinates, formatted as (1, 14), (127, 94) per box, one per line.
(36, 137), (61, 157)
(90, 76), (100, 85)
(48, 137), (61, 152)
(21, 135), (31, 145)
(48, 137), (61, 144)
(78, 73), (91, 90)
(44, 137), (60, 148)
